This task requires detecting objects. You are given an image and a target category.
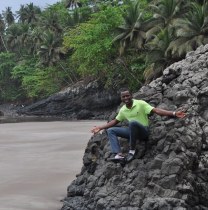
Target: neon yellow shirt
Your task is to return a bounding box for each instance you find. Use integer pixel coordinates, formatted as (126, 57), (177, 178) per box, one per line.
(116, 99), (154, 126)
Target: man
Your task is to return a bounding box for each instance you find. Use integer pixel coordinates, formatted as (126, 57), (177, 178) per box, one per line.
(91, 89), (186, 163)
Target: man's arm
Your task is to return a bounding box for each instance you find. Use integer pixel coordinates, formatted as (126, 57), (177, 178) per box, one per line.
(152, 108), (186, 118)
(91, 119), (120, 134)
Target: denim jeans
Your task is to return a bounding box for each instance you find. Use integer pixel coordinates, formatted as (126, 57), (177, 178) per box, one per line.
(106, 121), (149, 153)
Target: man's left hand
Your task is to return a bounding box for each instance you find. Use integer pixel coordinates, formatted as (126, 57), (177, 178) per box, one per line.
(175, 111), (186, 118)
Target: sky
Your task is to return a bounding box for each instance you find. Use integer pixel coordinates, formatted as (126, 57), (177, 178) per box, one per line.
(0, 0), (61, 13)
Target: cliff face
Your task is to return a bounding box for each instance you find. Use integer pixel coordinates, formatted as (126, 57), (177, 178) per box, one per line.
(17, 81), (121, 120)
(61, 44), (208, 210)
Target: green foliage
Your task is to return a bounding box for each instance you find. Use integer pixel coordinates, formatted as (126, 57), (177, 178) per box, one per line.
(12, 57), (38, 79)
(132, 0), (152, 20)
(63, 5), (123, 76)
(2, 7), (15, 26)
(145, 28), (175, 82)
(1, 0), (208, 103)
(168, 1), (208, 57)
(103, 53), (146, 91)
(121, 54), (146, 90)
(21, 67), (61, 98)
(37, 30), (64, 66)
(42, 2), (91, 29)
(12, 58), (62, 98)
(113, 0), (151, 54)
(0, 52), (21, 101)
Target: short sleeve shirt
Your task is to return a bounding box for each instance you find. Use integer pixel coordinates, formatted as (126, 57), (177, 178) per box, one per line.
(116, 99), (154, 126)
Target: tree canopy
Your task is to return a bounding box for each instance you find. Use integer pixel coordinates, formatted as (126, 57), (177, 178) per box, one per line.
(0, 0), (207, 102)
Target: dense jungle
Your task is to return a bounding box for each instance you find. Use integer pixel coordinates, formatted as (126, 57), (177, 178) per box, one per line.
(0, 0), (207, 103)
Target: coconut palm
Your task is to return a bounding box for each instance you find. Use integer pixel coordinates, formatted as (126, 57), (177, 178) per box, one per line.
(114, 0), (152, 54)
(167, 1), (208, 57)
(0, 14), (8, 52)
(0, 14), (5, 33)
(2, 7), (15, 26)
(29, 27), (44, 54)
(65, 0), (82, 10)
(24, 3), (41, 25)
(5, 22), (33, 55)
(5, 24), (22, 52)
(146, 0), (190, 42)
(16, 5), (27, 23)
(65, 8), (88, 28)
(144, 28), (177, 83)
(19, 24), (31, 50)
(37, 30), (65, 66)
(17, 3), (41, 25)
(40, 11), (62, 34)
(151, 0), (187, 27)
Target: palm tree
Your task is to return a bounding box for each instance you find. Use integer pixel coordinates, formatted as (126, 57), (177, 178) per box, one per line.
(25, 3), (41, 24)
(5, 23), (23, 53)
(37, 30), (65, 66)
(16, 5), (27, 23)
(40, 11), (62, 34)
(65, 0), (82, 10)
(3, 7), (15, 26)
(19, 23), (31, 50)
(17, 3), (41, 25)
(147, 0), (190, 40)
(146, 0), (190, 42)
(167, 1), (208, 57)
(65, 8), (87, 28)
(151, 0), (186, 27)
(113, 0), (151, 54)
(144, 28), (176, 83)
(0, 14), (8, 52)
(29, 27), (44, 54)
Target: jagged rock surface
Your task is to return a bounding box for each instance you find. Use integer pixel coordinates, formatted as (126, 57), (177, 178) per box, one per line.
(17, 81), (120, 120)
(61, 44), (208, 210)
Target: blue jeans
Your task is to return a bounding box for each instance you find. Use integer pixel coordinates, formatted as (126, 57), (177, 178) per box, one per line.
(106, 121), (149, 153)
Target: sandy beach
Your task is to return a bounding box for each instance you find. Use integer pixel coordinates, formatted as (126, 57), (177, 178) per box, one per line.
(0, 120), (104, 210)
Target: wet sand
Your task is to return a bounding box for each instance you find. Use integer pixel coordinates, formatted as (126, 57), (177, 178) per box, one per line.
(0, 120), (104, 210)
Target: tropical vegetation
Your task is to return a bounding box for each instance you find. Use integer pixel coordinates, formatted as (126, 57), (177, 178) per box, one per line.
(0, 0), (207, 103)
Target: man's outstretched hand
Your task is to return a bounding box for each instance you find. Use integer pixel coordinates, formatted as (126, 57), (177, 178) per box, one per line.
(175, 111), (186, 118)
(91, 126), (101, 134)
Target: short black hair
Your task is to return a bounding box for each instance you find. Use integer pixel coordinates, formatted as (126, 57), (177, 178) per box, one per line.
(119, 87), (131, 94)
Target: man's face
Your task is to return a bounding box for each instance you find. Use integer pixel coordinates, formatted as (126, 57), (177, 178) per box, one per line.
(120, 91), (133, 106)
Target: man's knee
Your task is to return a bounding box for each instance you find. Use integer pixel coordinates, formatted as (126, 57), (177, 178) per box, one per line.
(106, 127), (115, 135)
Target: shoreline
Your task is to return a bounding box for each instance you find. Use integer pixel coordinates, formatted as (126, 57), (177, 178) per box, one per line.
(0, 104), (107, 124)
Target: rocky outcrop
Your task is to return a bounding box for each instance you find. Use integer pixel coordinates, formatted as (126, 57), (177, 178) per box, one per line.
(18, 81), (121, 120)
(61, 44), (208, 210)
(0, 104), (20, 117)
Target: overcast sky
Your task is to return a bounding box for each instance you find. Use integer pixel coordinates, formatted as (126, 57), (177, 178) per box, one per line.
(0, 0), (61, 13)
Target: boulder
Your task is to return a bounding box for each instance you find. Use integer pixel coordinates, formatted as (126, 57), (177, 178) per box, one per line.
(0, 110), (4, 116)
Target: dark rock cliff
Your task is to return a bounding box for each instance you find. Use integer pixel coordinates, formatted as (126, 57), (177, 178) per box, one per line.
(61, 44), (208, 210)
(17, 81), (121, 120)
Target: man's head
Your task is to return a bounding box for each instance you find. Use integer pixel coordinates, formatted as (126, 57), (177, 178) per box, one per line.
(120, 88), (133, 107)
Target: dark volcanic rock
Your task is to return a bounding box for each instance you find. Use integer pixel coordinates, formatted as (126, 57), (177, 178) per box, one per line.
(0, 110), (4, 116)
(61, 44), (208, 210)
(18, 81), (121, 120)
(0, 104), (20, 117)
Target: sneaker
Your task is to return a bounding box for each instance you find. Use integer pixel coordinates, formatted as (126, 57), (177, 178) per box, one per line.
(107, 154), (125, 162)
(126, 150), (137, 163)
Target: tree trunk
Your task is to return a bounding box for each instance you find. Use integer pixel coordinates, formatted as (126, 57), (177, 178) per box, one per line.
(0, 34), (8, 52)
